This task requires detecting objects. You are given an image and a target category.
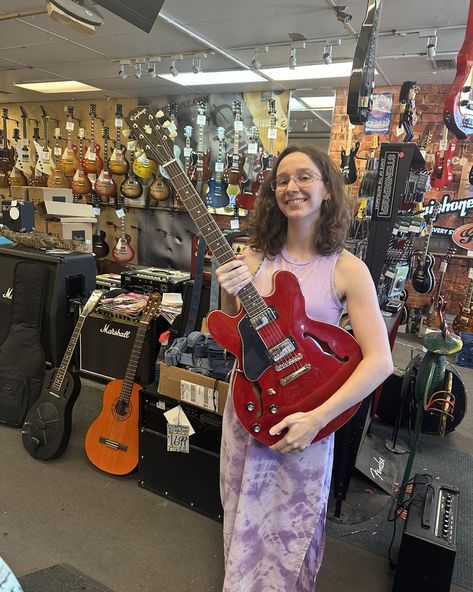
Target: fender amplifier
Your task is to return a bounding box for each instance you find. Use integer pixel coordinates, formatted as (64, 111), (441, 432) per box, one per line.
(392, 474), (459, 592)
(1, 200), (35, 232)
(0, 244), (95, 365)
(139, 384), (223, 522)
(79, 311), (168, 384)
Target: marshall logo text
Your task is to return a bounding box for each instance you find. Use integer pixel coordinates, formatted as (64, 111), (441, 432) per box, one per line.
(100, 324), (131, 339)
(2, 288), (13, 300)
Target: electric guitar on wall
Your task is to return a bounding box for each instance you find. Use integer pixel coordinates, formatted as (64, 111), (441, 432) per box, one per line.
(205, 126), (229, 209)
(453, 266), (473, 334)
(340, 123), (360, 185)
(425, 246), (455, 330)
(8, 129), (28, 187)
(257, 98), (277, 182)
(95, 127), (117, 201)
(188, 100), (212, 187)
(82, 104), (103, 175)
(71, 128), (92, 196)
(22, 290), (104, 460)
(61, 106), (80, 177)
(347, 0), (383, 125)
(29, 127), (48, 187)
(443, 0), (473, 139)
(126, 105), (363, 448)
(85, 293), (161, 475)
(91, 191), (110, 260)
(0, 108), (15, 177)
(120, 135), (143, 200)
(411, 203), (441, 294)
(35, 106), (55, 178)
(108, 103), (129, 175)
(48, 127), (69, 188)
(430, 127), (456, 189)
(112, 197), (135, 263)
(15, 107), (33, 175)
(236, 125), (261, 211)
(398, 81), (420, 142)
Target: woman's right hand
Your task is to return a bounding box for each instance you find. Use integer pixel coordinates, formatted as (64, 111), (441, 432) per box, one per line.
(215, 255), (253, 296)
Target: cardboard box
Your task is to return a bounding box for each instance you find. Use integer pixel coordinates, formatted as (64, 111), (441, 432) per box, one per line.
(28, 186), (73, 205)
(34, 212), (47, 233)
(47, 220), (93, 252)
(37, 200), (95, 219)
(158, 361), (229, 415)
(10, 186), (28, 200)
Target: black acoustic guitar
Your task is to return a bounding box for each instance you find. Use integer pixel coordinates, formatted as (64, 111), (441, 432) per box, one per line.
(22, 290), (104, 460)
(411, 203), (441, 294)
(347, 0), (383, 125)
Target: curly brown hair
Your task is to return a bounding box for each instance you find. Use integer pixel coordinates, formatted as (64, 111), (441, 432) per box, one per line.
(249, 145), (352, 256)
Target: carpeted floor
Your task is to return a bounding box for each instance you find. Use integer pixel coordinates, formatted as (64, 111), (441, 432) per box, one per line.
(19, 564), (115, 592)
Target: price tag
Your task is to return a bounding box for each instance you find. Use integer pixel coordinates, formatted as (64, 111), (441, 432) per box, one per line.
(267, 127), (277, 139)
(42, 151), (50, 162)
(54, 147), (62, 156)
(385, 268), (395, 278)
(234, 120), (243, 132)
(66, 121), (74, 131)
(115, 208), (125, 219)
(86, 149), (96, 161)
(183, 147), (192, 157)
(115, 117), (123, 128)
(196, 114), (206, 126)
(439, 139), (448, 151)
(127, 141), (136, 151)
(395, 125), (404, 138)
(93, 207), (101, 216)
(215, 162), (224, 172)
(230, 218), (240, 229)
(166, 424), (190, 453)
(247, 142), (258, 154)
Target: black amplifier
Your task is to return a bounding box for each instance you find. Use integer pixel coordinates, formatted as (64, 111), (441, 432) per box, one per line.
(0, 244), (95, 365)
(139, 384), (223, 522)
(121, 267), (190, 295)
(393, 473), (459, 592)
(1, 200), (35, 232)
(80, 311), (168, 384)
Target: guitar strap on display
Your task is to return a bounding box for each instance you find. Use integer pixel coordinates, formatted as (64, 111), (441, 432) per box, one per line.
(183, 234), (207, 337)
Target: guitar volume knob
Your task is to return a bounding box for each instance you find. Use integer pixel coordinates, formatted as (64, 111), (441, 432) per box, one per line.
(269, 404), (278, 414)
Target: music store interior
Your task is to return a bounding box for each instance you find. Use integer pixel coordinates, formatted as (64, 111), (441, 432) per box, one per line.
(0, 0), (472, 591)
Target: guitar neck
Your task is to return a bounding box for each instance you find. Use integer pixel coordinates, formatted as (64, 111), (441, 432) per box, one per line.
(119, 321), (149, 403)
(464, 277), (473, 311)
(51, 313), (87, 393)
(421, 226), (434, 265)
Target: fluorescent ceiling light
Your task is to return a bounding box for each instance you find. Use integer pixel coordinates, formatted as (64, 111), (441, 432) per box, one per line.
(158, 70), (264, 85)
(262, 61), (353, 81)
(290, 96), (336, 111)
(14, 81), (102, 93)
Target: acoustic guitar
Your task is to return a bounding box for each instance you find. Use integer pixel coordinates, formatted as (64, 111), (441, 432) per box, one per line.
(85, 293), (161, 475)
(22, 290), (104, 460)
(443, 0), (473, 139)
(127, 105), (363, 448)
(61, 106), (80, 177)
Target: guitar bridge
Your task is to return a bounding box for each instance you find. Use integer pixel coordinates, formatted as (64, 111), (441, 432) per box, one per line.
(99, 436), (128, 452)
(249, 306), (278, 330)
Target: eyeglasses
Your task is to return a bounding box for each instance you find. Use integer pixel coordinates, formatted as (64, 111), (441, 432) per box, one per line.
(270, 171), (323, 191)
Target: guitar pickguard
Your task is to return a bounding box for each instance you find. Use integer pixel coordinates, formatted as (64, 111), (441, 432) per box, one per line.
(237, 315), (273, 381)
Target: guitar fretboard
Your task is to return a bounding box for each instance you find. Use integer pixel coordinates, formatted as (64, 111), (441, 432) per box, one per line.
(51, 314), (87, 394)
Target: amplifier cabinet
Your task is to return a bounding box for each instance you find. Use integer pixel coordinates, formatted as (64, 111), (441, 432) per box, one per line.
(1, 200), (35, 232)
(392, 474), (459, 592)
(139, 384), (223, 522)
(0, 244), (95, 365)
(80, 312), (167, 384)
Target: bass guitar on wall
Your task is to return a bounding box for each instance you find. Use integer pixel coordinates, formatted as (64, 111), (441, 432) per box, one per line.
(127, 105), (363, 448)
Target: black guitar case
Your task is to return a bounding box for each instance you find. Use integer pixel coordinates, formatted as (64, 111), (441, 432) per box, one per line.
(0, 261), (48, 427)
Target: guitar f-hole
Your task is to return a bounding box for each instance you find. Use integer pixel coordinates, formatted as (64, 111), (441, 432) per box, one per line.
(304, 333), (349, 363)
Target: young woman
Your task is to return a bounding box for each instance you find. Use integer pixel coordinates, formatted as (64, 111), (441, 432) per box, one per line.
(215, 145), (393, 591)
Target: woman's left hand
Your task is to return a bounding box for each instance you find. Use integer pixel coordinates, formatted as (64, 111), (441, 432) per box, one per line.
(269, 410), (326, 454)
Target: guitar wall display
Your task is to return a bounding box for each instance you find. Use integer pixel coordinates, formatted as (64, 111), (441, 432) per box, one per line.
(85, 293), (161, 475)
(126, 105), (363, 448)
(22, 290), (104, 460)
(443, 0), (473, 139)
(411, 203), (441, 294)
(453, 266), (473, 334)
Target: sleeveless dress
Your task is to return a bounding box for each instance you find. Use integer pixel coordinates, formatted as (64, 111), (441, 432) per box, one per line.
(220, 248), (344, 592)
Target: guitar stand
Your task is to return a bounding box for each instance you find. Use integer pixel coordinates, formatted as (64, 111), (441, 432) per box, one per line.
(385, 360), (416, 454)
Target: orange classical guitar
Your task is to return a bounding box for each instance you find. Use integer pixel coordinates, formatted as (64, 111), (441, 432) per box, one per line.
(85, 294), (161, 475)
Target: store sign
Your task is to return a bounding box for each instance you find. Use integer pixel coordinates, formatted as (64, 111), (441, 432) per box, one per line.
(452, 223), (473, 250)
(424, 194), (473, 218)
(373, 150), (399, 219)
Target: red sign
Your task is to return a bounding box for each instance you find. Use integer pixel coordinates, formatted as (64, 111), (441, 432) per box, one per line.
(452, 223), (473, 250)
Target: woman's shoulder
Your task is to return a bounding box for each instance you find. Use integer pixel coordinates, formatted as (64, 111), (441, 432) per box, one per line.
(334, 249), (373, 295)
(336, 248), (369, 273)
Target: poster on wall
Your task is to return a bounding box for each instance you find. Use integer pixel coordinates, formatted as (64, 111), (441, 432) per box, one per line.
(364, 93), (393, 135)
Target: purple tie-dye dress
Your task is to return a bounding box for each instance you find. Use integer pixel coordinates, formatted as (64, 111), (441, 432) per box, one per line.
(220, 249), (343, 592)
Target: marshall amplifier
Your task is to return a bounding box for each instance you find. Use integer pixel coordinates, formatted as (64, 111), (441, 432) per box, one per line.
(80, 311), (168, 384)
(392, 474), (459, 592)
(121, 268), (190, 295)
(0, 244), (95, 365)
(139, 384), (223, 522)
(1, 200), (35, 232)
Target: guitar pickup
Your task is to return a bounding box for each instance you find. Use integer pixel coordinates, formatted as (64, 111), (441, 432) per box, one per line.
(462, 116), (473, 129)
(268, 337), (296, 362)
(249, 306), (278, 330)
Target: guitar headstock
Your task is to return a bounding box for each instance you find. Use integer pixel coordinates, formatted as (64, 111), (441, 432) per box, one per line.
(82, 289), (104, 316)
(126, 105), (177, 168)
(12, 128), (20, 141)
(268, 99), (276, 115)
(217, 126), (225, 142)
(89, 104), (97, 118)
(196, 100), (207, 117)
(168, 102), (178, 120)
(66, 105), (74, 119)
(141, 292), (161, 323)
(446, 244), (456, 262)
(2, 108), (8, 120)
(232, 101), (242, 118)
(116, 103), (123, 118)
(184, 125), (193, 139)
(20, 106), (28, 120)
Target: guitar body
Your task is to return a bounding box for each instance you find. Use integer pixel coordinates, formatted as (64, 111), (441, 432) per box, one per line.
(411, 253), (436, 294)
(95, 170), (117, 200)
(347, 0), (383, 124)
(430, 139), (456, 188)
(29, 169), (48, 187)
(71, 168), (92, 195)
(223, 153), (246, 186)
(207, 271), (363, 447)
(149, 173), (171, 201)
(61, 146), (80, 176)
(108, 148), (129, 175)
(453, 305), (473, 334)
(8, 167), (28, 187)
(340, 143), (360, 185)
(47, 166), (69, 189)
(133, 155), (157, 180)
(236, 180), (260, 210)
(205, 178), (229, 208)
(93, 229), (110, 259)
(120, 174), (143, 199)
(0, 148), (15, 174)
(22, 369), (81, 460)
(112, 234), (134, 263)
(82, 145), (103, 175)
(85, 379), (140, 475)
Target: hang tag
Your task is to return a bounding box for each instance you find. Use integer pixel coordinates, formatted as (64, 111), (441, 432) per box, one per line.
(247, 142), (258, 154)
(234, 120), (243, 132)
(127, 141), (136, 151)
(93, 207), (101, 216)
(66, 121), (74, 131)
(469, 267), (473, 280)
(439, 139), (447, 151)
(267, 127), (277, 139)
(215, 162), (224, 172)
(167, 424), (190, 453)
(183, 147), (192, 157)
(230, 218), (240, 229)
(54, 147), (62, 156)
(116, 208), (125, 219)
(22, 138), (29, 147)
(115, 117), (123, 128)
(197, 114), (206, 126)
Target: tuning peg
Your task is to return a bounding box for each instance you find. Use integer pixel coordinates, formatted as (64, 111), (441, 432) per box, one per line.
(169, 130), (178, 139)
(156, 110), (165, 118)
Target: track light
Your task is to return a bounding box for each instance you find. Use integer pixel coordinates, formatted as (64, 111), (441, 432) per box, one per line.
(334, 5), (352, 24)
(192, 56), (202, 74)
(289, 47), (297, 70)
(148, 61), (157, 78)
(427, 35), (437, 59)
(118, 65), (127, 79)
(170, 59), (179, 77)
(251, 55), (262, 70)
(135, 63), (142, 79)
(322, 45), (333, 65)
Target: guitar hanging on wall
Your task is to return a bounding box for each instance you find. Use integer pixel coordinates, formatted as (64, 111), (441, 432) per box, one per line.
(22, 290), (104, 461)
(236, 125), (261, 210)
(430, 127), (456, 189)
(95, 127), (117, 202)
(82, 104), (103, 176)
(85, 293), (161, 475)
(108, 103), (129, 175)
(61, 106), (80, 177)
(398, 81), (420, 142)
(257, 98), (277, 182)
(126, 105), (363, 448)
(340, 122), (359, 185)
(453, 266), (473, 334)
(112, 196), (135, 263)
(424, 246), (456, 331)
(120, 134), (143, 200)
(347, 0), (383, 125)
(16, 107), (33, 176)
(411, 203), (441, 294)
(71, 128), (92, 196)
(443, 0), (473, 139)
(205, 126), (229, 209)
(9, 129), (28, 187)
(48, 127), (69, 189)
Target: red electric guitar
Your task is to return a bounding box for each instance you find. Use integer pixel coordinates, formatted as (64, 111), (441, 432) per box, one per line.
(126, 105), (363, 448)
(430, 127), (456, 189)
(112, 197), (135, 263)
(236, 125), (261, 210)
(443, 0), (473, 139)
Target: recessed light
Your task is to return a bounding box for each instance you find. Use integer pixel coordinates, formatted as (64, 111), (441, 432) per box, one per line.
(14, 81), (102, 93)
